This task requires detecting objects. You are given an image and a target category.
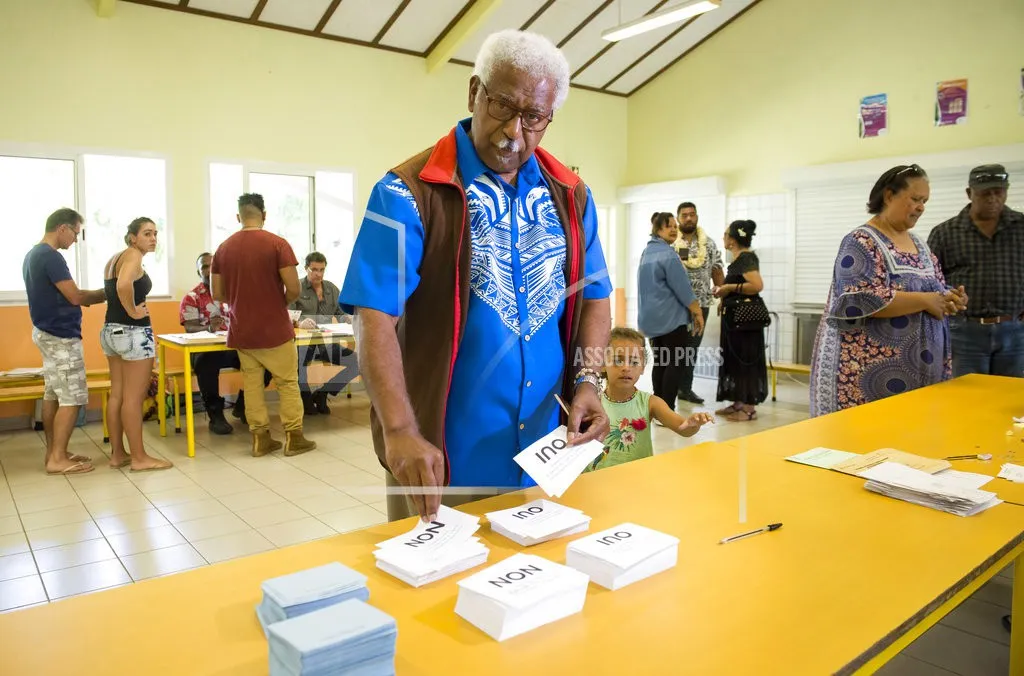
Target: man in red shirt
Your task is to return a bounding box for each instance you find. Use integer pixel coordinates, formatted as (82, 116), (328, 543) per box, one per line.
(211, 193), (316, 456)
(179, 252), (270, 434)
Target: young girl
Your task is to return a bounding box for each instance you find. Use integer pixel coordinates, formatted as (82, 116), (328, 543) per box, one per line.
(590, 327), (714, 471)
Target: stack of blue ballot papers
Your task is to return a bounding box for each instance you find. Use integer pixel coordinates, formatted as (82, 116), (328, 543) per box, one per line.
(257, 562), (369, 635)
(267, 599), (397, 676)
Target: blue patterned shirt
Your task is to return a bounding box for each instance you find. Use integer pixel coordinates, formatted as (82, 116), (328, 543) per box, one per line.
(340, 119), (612, 488)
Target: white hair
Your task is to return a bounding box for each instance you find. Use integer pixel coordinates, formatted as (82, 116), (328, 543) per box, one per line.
(472, 30), (571, 111)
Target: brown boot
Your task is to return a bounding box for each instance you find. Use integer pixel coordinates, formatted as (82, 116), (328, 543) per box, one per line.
(284, 431), (316, 457)
(252, 430), (282, 457)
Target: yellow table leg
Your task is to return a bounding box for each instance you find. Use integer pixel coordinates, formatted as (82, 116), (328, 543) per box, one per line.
(183, 348), (195, 458)
(157, 343), (167, 437)
(173, 376), (181, 434)
(1011, 553), (1022, 676)
(101, 390), (109, 443)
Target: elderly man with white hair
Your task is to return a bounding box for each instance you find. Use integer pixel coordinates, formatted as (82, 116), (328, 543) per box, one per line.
(341, 30), (612, 522)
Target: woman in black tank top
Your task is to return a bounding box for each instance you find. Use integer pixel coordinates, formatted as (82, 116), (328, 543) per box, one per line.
(100, 218), (172, 473)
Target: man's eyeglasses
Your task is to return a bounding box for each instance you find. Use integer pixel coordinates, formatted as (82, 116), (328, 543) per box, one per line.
(479, 82), (553, 132)
(62, 224), (81, 241)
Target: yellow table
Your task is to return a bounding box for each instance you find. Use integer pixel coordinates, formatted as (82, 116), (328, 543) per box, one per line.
(1, 375), (1022, 674)
(725, 373), (1024, 507)
(156, 329), (354, 457)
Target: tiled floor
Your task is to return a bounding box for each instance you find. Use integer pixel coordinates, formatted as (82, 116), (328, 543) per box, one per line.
(0, 393), (388, 612)
(0, 379), (1015, 674)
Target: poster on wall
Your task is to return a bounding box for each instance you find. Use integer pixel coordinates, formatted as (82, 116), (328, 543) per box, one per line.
(1019, 68), (1023, 116)
(935, 78), (968, 126)
(858, 94), (888, 138)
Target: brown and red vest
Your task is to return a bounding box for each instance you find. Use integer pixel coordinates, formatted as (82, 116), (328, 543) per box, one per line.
(370, 126), (590, 485)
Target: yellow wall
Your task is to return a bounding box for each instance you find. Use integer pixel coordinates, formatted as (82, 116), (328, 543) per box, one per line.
(0, 0), (627, 297)
(626, 0), (1024, 194)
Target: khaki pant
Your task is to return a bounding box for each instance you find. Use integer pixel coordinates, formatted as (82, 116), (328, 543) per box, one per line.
(384, 471), (507, 522)
(237, 340), (303, 434)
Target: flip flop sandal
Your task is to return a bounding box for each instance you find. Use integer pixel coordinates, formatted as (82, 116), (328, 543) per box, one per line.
(726, 410), (758, 422)
(68, 453), (91, 463)
(129, 461), (174, 473)
(715, 404), (738, 415)
(46, 461), (94, 475)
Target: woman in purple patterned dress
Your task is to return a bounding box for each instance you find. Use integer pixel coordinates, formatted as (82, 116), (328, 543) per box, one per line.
(810, 165), (968, 417)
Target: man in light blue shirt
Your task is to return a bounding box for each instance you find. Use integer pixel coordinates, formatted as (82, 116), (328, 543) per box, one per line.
(638, 213), (703, 412)
(340, 30), (612, 522)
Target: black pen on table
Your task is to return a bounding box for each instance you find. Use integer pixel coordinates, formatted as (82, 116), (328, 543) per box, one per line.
(719, 523), (783, 545)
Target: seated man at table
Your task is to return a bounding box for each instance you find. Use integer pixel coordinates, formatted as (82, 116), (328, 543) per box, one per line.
(290, 251), (359, 415)
(179, 252), (269, 434)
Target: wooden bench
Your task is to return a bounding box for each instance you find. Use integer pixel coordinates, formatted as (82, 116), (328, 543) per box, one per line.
(0, 380), (112, 440)
(768, 362), (811, 401)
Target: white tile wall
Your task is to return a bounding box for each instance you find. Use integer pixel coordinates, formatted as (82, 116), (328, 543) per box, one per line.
(726, 193), (796, 364)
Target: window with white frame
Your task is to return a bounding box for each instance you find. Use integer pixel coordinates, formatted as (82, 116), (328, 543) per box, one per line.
(208, 162), (356, 281)
(0, 149), (170, 299)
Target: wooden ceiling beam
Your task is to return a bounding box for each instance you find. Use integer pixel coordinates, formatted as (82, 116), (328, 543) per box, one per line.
(373, 0), (413, 44)
(425, 0), (503, 73)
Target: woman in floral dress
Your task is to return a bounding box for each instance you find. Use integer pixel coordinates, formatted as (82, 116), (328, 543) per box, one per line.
(810, 165), (967, 416)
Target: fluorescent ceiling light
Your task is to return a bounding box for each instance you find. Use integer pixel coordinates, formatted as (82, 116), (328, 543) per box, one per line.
(601, 0), (721, 42)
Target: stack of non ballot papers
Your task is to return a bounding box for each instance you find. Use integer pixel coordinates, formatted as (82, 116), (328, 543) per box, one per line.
(485, 499), (590, 546)
(566, 523), (680, 590)
(256, 562), (369, 635)
(454, 553), (589, 642)
(267, 599), (396, 676)
(860, 461), (1002, 516)
(373, 505), (489, 587)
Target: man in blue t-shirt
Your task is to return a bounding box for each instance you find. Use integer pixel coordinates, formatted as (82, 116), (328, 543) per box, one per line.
(23, 208), (106, 475)
(340, 31), (612, 522)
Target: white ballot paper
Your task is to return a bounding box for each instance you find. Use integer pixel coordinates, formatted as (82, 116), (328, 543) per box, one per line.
(317, 322), (354, 335)
(998, 463), (1024, 483)
(566, 523), (680, 591)
(785, 447), (858, 469)
(485, 499), (591, 547)
(513, 426), (604, 498)
(455, 553), (589, 642)
(935, 469), (993, 491)
(373, 505), (489, 587)
(860, 462), (1002, 516)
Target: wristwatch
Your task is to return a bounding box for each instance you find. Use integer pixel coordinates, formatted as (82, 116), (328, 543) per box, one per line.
(574, 367), (601, 392)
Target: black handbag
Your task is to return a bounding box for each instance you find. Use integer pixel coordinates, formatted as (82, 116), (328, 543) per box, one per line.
(723, 294), (771, 331)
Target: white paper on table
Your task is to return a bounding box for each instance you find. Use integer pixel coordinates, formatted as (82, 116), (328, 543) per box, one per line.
(485, 500), (585, 539)
(317, 322), (354, 335)
(161, 331), (225, 342)
(935, 469), (994, 490)
(374, 505), (479, 557)
(567, 523), (679, 570)
(784, 447), (858, 470)
(513, 426), (604, 498)
(997, 463), (1024, 483)
(860, 462), (989, 498)
(0, 367), (44, 378)
(457, 553), (588, 611)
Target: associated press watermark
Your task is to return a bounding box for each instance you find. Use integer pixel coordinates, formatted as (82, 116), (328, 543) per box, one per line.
(574, 346), (724, 368)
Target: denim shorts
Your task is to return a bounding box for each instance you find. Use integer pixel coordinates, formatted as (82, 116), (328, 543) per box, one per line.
(100, 324), (155, 361)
